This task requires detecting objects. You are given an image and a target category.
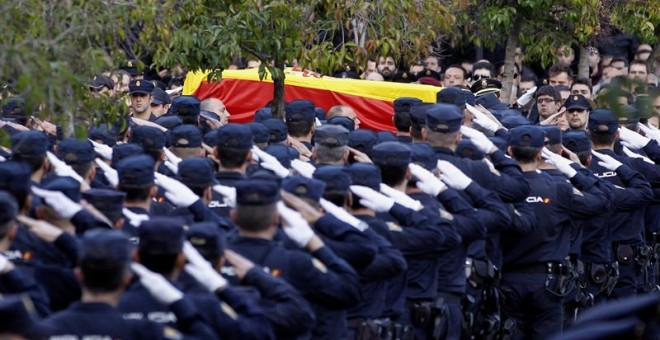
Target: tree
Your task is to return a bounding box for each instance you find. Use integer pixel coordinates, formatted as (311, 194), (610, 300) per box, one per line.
(453, 0), (605, 102)
(0, 0), (169, 136)
(154, 0), (454, 118)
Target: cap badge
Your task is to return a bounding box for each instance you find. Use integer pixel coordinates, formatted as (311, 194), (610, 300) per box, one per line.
(481, 79), (487, 87)
(574, 96), (578, 101)
(127, 61), (133, 67)
(136, 80), (141, 86)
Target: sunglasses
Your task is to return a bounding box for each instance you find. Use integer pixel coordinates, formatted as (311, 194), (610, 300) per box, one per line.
(472, 75), (489, 81)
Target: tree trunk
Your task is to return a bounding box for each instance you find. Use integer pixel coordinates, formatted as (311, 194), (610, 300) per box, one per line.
(501, 15), (522, 104)
(577, 46), (590, 79)
(272, 61), (286, 119)
(648, 42), (660, 75)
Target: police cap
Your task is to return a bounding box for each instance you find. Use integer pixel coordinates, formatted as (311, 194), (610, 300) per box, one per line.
(588, 108), (618, 134)
(235, 179), (280, 206)
(57, 138), (95, 165)
(152, 87), (171, 105)
(263, 119), (288, 144)
(111, 143), (144, 169)
(539, 125), (562, 145)
(347, 163), (381, 190)
(314, 124), (349, 147)
(285, 100), (316, 123)
(425, 104), (463, 133)
(327, 116), (355, 131)
(40, 176), (81, 202)
(313, 166), (351, 193)
(283, 175), (326, 202)
(410, 143), (437, 170)
(216, 123), (253, 149)
(178, 157), (216, 188)
(169, 125), (202, 148)
(247, 123), (269, 145)
(253, 107), (273, 123)
(169, 95), (200, 117)
(80, 228), (132, 265)
(508, 126), (545, 148)
(372, 142), (412, 167)
(265, 144), (293, 169)
(348, 129), (377, 155)
(11, 131), (48, 157)
(562, 130), (591, 153)
(564, 94), (590, 111)
(82, 189), (125, 222)
(130, 126), (166, 151)
(128, 79), (154, 95)
(394, 97), (423, 114)
(501, 114), (532, 129)
(456, 139), (485, 160)
(187, 222), (226, 262)
(436, 87), (466, 107)
(139, 217), (185, 254)
(470, 78), (502, 97)
(117, 154), (155, 188)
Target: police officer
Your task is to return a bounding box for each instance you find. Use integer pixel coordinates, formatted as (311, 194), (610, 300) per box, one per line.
(501, 126), (608, 339)
(587, 109), (655, 298)
(168, 124), (204, 160)
(285, 100), (317, 151)
(42, 228), (212, 339)
(128, 79), (156, 121)
(226, 179), (361, 339)
(392, 97), (423, 143)
(119, 216), (273, 339)
(183, 222), (316, 338)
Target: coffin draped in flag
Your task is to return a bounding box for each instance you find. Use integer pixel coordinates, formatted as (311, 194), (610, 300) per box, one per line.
(183, 68), (442, 131)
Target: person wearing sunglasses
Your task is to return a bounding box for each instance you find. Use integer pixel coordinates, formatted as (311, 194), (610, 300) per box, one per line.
(471, 61), (495, 85)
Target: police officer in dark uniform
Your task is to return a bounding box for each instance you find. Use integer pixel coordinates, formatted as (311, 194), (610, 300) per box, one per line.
(128, 79), (157, 121)
(183, 222), (316, 338)
(587, 109), (655, 299)
(119, 216), (274, 339)
(393, 97), (423, 144)
(117, 154), (157, 236)
(501, 126), (608, 339)
(42, 228), (211, 339)
(285, 100), (317, 151)
(313, 124), (353, 166)
(226, 179), (361, 339)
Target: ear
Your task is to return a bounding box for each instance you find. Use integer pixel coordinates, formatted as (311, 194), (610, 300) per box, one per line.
(86, 165), (97, 182)
(203, 187), (212, 202)
(585, 155), (592, 167)
(404, 166), (412, 181)
(311, 149), (318, 161)
(245, 150), (253, 164)
(342, 148), (350, 163)
(149, 185), (158, 199)
(345, 192), (353, 210)
(421, 127), (428, 141)
(506, 146), (513, 157)
(175, 252), (186, 270)
(74, 267), (83, 285)
(455, 132), (462, 146)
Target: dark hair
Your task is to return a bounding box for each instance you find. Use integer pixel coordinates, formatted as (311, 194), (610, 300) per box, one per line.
(119, 185), (152, 202)
(234, 204), (276, 232)
(71, 161), (93, 179)
(287, 120), (314, 138)
(510, 145), (541, 164)
(180, 115), (199, 126)
(577, 151), (591, 166)
(216, 147), (250, 168)
(378, 164), (408, 187)
(590, 132), (617, 146)
(571, 78), (593, 93)
(520, 73), (538, 84)
(393, 111), (411, 132)
(445, 64), (467, 79)
(315, 144), (347, 164)
(322, 190), (348, 207)
(80, 259), (127, 293)
(536, 85), (561, 101)
(610, 56), (628, 66)
(472, 61), (495, 76)
(143, 149), (163, 164)
(549, 64), (573, 79)
(13, 154), (45, 173)
(138, 252), (179, 275)
(629, 60), (648, 72)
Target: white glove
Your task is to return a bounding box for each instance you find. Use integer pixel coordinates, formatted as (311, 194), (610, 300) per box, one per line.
(591, 150), (623, 171)
(542, 148), (577, 178)
(163, 148), (182, 174)
(154, 173), (199, 208)
(0, 253), (10, 273)
(408, 163), (447, 196)
(319, 198), (368, 232)
(460, 126), (497, 154)
(252, 146), (290, 178)
(622, 146), (655, 164)
(437, 160), (473, 190)
(379, 184), (422, 211)
(277, 202), (315, 247)
(95, 159), (118, 187)
(466, 104), (499, 133)
(618, 126), (651, 149)
(47, 152), (85, 183)
(291, 159), (316, 178)
(89, 139), (113, 160)
(349, 185), (395, 212)
(131, 262), (183, 305)
(31, 187), (83, 219)
(213, 185), (236, 208)
(516, 86), (537, 107)
(183, 242), (228, 292)
(122, 208), (150, 227)
(638, 123), (660, 142)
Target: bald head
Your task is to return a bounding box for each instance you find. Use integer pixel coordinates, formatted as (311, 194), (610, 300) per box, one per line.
(201, 98), (230, 124)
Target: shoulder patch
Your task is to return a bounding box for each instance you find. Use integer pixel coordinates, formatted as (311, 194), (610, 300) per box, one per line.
(163, 325), (182, 340)
(311, 258), (328, 273)
(220, 301), (238, 320)
(572, 187), (584, 196)
(440, 209), (454, 221)
(387, 222), (403, 232)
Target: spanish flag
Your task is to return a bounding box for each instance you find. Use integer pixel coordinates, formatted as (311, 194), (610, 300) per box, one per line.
(184, 68), (441, 131)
